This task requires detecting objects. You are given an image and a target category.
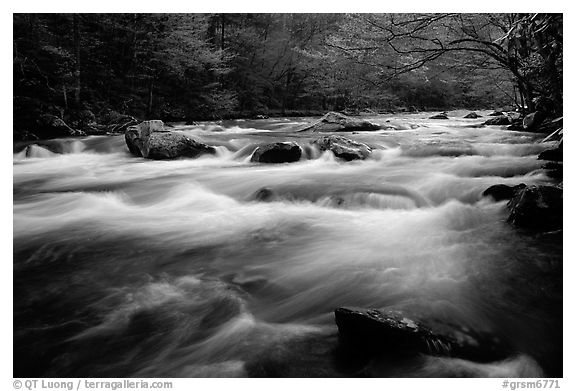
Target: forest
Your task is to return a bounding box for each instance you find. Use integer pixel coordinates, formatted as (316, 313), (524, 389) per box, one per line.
(13, 13), (562, 139)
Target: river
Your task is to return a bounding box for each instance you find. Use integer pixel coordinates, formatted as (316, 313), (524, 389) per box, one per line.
(13, 111), (562, 377)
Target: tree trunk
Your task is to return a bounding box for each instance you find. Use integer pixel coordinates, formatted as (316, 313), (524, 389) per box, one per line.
(220, 14), (225, 51)
(147, 77), (155, 117)
(62, 86), (68, 111)
(73, 14), (81, 106)
(518, 84), (525, 112)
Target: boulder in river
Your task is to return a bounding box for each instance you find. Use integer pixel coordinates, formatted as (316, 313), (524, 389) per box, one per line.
(507, 185), (562, 231)
(429, 113), (449, 119)
(312, 135), (371, 161)
(484, 116), (512, 126)
(507, 120), (524, 131)
(334, 307), (512, 362)
(253, 187), (278, 202)
(300, 112), (380, 132)
(36, 114), (85, 138)
(125, 120), (215, 159)
(523, 111), (545, 131)
(482, 183), (527, 201)
(538, 142), (562, 162)
(464, 112), (482, 119)
(488, 111), (504, 116)
(250, 142), (302, 163)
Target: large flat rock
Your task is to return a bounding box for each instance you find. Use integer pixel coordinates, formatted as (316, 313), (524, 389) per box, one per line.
(125, 120), (215, 159)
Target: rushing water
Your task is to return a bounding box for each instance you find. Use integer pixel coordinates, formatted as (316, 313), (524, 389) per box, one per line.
(13, 111), (562, 377)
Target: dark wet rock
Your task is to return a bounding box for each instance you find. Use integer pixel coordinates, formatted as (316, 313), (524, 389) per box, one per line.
(312, 135), (372, 161)
(464, 112), (482, 119)
(542, 162), (563, 180)
(334, 307), (512, 363)
(538, 142), (562, 162)
(253, 187), (277, 202)
(482, 183), (527, 201)
(125, 120), (215, 159)
(146, 133), (215, 160)
(250, 142), (302, 163)
(507, 120), (524, 131)
(301, 112), (380, 132)
(484, 116), (512, 126)
(488, 111), (504, 116)
(523, 111), (545, 131)
(429, 113), (449, 119)
(507, 185), (562, 231)
(36, 114), (85, 138)
(125, 120), (163, 156)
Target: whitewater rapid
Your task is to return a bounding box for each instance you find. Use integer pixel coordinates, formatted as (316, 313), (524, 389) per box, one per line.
(13, 111), (562, 377)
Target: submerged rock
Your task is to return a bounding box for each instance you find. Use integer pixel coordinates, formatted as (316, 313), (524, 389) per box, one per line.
(253, 187), (278, 202)
(507, 185), (562, 231)
(300, 112), (380, 132)
(335, 308), (511, 363)
(250, 142), (302, 163)
(464, 112), (482, 119)
(484, 116), (512, 126)
(312, 135), (371, 161)
(125, 120), (215, 159)
(250, 182), (429, 208)
(483, 184), (527, 201)
(429, 113), (448, 119)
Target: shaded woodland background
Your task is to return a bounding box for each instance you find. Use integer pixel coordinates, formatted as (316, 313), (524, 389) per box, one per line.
(13, 13), (562, 135)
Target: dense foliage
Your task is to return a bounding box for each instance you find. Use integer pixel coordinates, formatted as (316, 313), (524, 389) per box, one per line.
(13, 13), (562, 131)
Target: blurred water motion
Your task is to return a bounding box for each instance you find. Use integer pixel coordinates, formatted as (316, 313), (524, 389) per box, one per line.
(13, 112), (562, 377)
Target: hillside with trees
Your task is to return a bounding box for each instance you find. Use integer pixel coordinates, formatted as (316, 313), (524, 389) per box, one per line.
(13, 13), (562, 140)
